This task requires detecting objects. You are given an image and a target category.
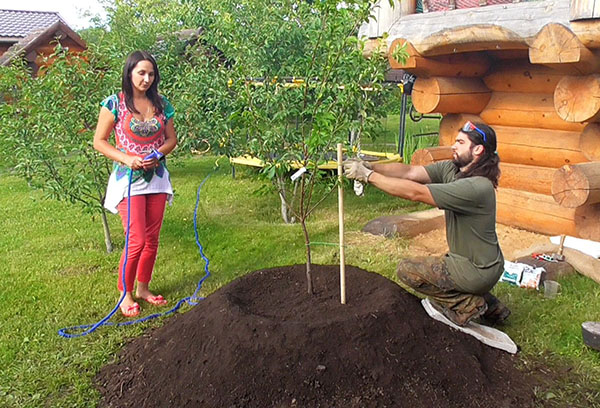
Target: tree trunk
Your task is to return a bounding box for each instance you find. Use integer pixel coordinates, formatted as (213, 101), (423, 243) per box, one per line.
(300, 219), (313, 295)
(276, 175), (295, 224)
(101, 208), (113, 254)
(552, 162), (600, 208)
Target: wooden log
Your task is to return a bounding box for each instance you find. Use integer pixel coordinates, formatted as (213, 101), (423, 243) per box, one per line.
(554, 75), (600, 123)
(483, 60), (563, 94)
(480, 92), (585, 131)
(411, 146), (452, 166)
(500, 163), (555, 195)
(439, 114), (484, 146)
(388, 38), (491, 77)
(511, 242), (600, 285)
(363, 38), (387, 58)
(496, 188), (578, 237)
(411, 145), (555, 195)
(362, 209), (445, 238)
(571, 19), (600, 49)
(552, 162), (600, 208)
(575, 204), (600, 240)
(414, 25), (529, 57)
(412, 77), (491, 114)
(493, 125), (588, 167)
(580, 123), (600, 161)
(529, 23), (600, 75)
(442, 121), (588, 167)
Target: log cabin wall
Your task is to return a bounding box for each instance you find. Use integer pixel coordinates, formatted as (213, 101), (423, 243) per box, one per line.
(374, 0), (600, 240)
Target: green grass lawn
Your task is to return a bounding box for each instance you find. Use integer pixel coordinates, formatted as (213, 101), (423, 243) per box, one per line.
(2, 156), (600, 407)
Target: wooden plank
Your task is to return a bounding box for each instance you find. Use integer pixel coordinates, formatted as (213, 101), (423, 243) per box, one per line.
(570, 0), (598, 20)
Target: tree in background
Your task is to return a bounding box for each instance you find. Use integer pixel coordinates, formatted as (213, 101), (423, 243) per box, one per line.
(0, 46), (119, 252)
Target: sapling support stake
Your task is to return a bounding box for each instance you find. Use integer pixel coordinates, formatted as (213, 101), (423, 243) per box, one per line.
(337, 143), (346, 304)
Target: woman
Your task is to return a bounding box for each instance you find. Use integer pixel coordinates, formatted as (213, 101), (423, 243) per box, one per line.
(93, 50), (177, 317)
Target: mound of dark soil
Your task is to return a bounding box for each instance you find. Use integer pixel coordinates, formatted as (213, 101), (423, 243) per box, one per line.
(96, 265), (540, 407)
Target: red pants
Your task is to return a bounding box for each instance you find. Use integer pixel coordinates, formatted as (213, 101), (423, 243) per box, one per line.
(116, 193), (167, 292)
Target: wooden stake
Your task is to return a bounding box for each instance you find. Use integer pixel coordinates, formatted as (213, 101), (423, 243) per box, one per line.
(337, 143), (346, 304)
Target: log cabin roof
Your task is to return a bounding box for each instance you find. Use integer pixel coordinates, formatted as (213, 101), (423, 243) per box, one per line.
(381, 0), (571, 56)
(360, 0), (600, 61)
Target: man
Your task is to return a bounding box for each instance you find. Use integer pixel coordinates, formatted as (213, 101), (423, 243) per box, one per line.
(344, 121), (510, 326)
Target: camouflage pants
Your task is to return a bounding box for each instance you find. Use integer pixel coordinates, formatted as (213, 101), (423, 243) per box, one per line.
(397, 256), (488, 326)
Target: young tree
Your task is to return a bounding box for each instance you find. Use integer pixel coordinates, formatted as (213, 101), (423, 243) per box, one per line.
(211, 0), (391, 294)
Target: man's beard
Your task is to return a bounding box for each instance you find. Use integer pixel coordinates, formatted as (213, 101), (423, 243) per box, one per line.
(452, 152), (474, 169)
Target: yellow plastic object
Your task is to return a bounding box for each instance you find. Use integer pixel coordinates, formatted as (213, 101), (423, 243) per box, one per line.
(229, 149), (402, 170)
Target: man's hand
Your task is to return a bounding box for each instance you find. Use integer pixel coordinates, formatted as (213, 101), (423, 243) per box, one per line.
(343, 158), (372, 170)
(343, 160), (373, 183)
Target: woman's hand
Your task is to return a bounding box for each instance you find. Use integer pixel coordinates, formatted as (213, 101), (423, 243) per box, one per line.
(126, 155), (144, 170)
(142, 157), (159, 171)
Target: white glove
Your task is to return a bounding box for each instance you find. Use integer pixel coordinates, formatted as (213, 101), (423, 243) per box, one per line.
(343, 160), (373, 184)
(342, 158), (372, 170)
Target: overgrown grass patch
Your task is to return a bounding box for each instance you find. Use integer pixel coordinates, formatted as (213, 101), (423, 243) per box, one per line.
(1, 156), (599, 407)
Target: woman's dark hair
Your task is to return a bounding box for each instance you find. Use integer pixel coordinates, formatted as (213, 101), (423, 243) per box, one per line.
(457, 122), (501, 188)
(121, 50), (163, 115)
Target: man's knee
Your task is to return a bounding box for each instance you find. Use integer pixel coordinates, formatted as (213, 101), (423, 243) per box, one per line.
(396, 259), (425, 289)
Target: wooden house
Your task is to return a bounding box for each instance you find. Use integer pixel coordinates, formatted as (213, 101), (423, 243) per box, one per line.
(361, 0), (600, 240)
(0, 9), (86, 75)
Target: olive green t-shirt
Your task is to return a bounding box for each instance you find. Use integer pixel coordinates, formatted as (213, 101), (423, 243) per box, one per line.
(425, 161), (504, 294)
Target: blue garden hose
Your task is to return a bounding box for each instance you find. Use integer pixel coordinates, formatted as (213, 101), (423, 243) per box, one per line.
(58, 168), (214, 338)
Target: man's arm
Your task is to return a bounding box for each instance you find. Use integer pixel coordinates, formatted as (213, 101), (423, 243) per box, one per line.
(371, 162), (432, 184)
(368, 172), (436, 206)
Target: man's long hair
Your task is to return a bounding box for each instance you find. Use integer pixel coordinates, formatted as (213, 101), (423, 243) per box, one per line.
(121, 50), (164, 115)
(457, 123), (501, 188)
